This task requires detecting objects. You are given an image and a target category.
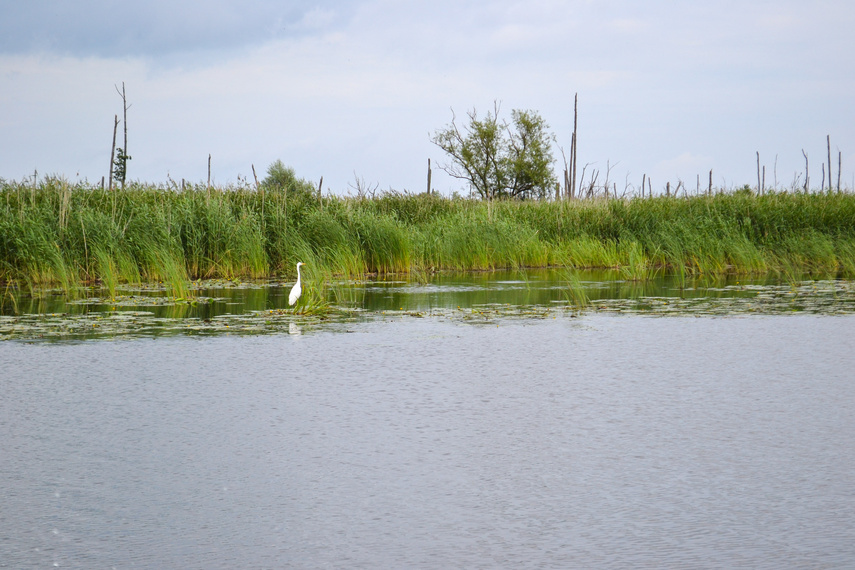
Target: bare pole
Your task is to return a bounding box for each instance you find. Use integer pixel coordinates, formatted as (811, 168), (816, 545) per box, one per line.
(642, 173), (646, 199)
(571, 93), (578, 199)
(318, 176), (323, 206)
(709, 169), (713, 196)
(827, 135), (832, 191)
(109, 114), (118, 192)
(838, 150), (842, 193)
(774, 154), (778, 190)
(762, 165), (766, 195)
(426, 158), (432, 195)
(121, 82), (128, 188)
(756, 151), (761, 195)
(802, 149), (809, 192)
(251, 164), (260, 190)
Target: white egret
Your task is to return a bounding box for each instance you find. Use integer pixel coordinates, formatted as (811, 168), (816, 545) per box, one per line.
(289, 262), (305, 306)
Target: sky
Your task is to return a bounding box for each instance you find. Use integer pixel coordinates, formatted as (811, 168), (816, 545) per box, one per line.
(1, 0), (854, 196)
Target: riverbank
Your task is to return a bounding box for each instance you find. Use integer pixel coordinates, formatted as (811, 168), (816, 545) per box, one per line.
(2, 178), (854, 295)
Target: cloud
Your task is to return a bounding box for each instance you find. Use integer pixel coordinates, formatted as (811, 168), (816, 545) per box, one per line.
(0, 1), (358, 58)
(0, 0), (853, 194)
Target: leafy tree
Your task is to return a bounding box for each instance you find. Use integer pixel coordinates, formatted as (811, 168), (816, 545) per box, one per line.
(431, 105), (557, 200)
(112, 147), (131, 186)
(262, 160), (316, 196)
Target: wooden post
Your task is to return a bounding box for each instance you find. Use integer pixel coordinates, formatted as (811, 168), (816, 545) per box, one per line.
(709, 170), (713, 196)
(821, 163), (825, 193)
(838, 150), (842, 193)
(648, 177), (652, 198)
(207, 154), (211, 189)
(756, 151), (761, 194)
(762, 165), (766, 195)
(426, 158), (432, 195)
(564, 166), (570, 200)
(666, 181), (670, 197)
(571, 93), (578, 199)
(109, 114), (118, 192)
(642, 174), (646, 199)
(827, 135), (832, 191)
(774, 154), (778, 190)
(802, 149), (809, 192)
(120, 82), (128, 188)
(318, 176), (323, 205)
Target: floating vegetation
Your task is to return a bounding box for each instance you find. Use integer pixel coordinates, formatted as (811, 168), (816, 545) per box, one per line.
(2, 275), (854, 342)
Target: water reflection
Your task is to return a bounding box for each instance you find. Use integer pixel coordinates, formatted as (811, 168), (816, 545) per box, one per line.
(2, 269), (855, 341)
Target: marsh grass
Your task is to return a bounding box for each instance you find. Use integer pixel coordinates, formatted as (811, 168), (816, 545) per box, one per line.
(2, 180), (855, 294)
(562, 268), (590, 310)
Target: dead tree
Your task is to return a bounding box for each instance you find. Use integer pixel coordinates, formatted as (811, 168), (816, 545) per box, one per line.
(827, 135), (832, 192)
(108, 114), (118, 192)
(115, 82), (131, 188)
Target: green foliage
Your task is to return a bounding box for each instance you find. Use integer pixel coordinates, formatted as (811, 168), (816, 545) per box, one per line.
(2, 176), (855, 294)
(262, 160), (316, 197)
(112, 148), (131, 185)
(431, 106), (557, 200)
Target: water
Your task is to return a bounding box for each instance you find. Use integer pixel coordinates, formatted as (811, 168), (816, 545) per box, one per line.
(4, 270), (855, 340)
(2, 273), (855, 568)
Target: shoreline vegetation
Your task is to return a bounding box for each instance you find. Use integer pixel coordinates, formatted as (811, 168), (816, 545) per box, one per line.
(2, 175), (855, 303)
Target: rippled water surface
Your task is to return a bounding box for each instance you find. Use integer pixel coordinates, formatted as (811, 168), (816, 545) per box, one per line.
(3, 311), (855, 568)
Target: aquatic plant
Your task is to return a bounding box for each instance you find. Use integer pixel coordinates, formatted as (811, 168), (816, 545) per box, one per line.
(2, 178), (855, 293)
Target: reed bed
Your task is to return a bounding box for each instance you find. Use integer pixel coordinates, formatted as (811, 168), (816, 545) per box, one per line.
(2, 178), (855, 293)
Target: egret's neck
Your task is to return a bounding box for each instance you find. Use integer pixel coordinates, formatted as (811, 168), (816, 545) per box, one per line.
(296, 265), (302, 283)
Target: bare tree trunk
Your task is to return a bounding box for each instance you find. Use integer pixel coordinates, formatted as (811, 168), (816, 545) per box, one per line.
(318, 176), (323, 206)
(109, 114), (118, 192)
(756, 151), (761, 194)
(774, 154), (778, 190)
(207, 154), (211, 189)
(426, 158), (432, 195)
(709, 169), (713, 196)
(838, 150), (842, 193)
(802, 149), (809, 192)
(121, 82), (128, 188)
(762, 166), (766, 195)
(827, 135), (832, 191)
(571, 93), (578, 199)
(666, 181), (670, 198)
(821, 163), (825, 192)
(642, 174), (646, 199)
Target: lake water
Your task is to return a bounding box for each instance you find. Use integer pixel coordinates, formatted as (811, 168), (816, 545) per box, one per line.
(2, 272), (855, 568)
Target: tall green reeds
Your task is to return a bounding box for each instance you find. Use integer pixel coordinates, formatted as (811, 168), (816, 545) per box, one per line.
(2, 178), (855, 293)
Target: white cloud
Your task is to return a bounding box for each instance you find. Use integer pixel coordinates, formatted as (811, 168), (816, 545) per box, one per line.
(1, 0), (854, 193)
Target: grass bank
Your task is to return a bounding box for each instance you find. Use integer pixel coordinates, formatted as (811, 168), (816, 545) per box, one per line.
(2, 178), (855, 294)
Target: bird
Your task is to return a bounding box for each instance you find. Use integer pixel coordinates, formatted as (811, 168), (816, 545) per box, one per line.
(289, 262), (305, 306)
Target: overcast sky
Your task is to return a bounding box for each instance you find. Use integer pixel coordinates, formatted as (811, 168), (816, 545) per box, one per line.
(2, 0), (853, 195)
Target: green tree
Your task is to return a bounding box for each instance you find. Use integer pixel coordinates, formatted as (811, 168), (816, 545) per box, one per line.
(431, 105), (556, 200)
(112, 147), (131, 186)
(262, 160), (316, 196)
